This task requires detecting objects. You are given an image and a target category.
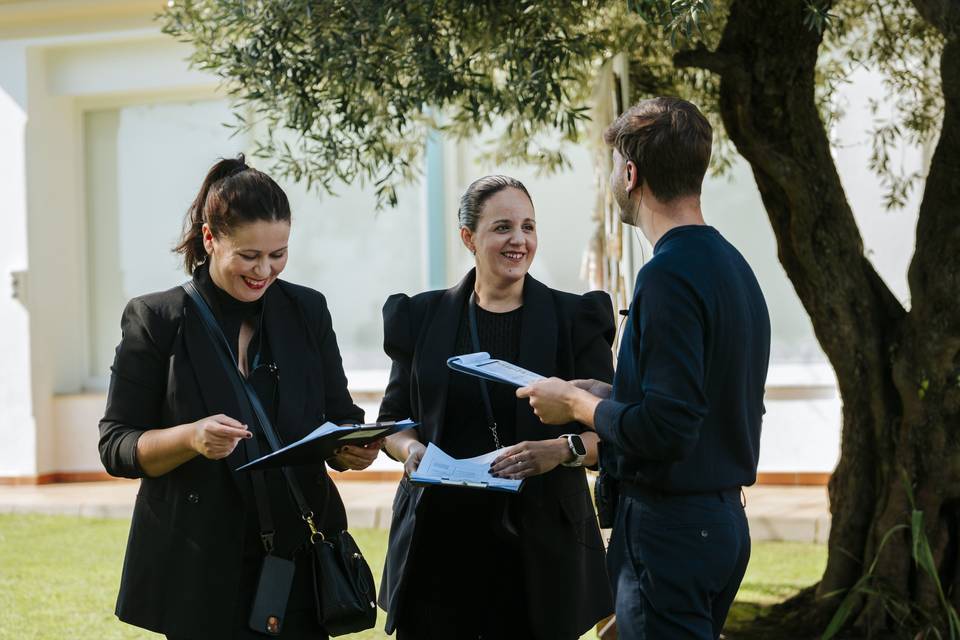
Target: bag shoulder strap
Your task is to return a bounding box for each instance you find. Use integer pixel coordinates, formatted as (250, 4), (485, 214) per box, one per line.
(182, 282), (326, 544)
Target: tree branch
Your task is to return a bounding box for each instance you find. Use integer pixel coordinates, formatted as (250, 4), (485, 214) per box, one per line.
(907, 38), (960, 337)
(673, 46), (739, 75)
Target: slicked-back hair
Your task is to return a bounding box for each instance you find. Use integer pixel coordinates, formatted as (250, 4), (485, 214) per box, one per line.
(457, 175), (533, 231)
(603, 97), (713, 202)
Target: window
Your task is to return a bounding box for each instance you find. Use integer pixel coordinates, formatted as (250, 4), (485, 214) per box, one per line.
(84, 98), (424, 386)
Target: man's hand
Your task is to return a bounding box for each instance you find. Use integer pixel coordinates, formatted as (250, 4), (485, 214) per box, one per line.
(332, 440), (382, 470)
(571, 378), (613, 399)
(517, 377), (602, 429)
(517, 377), (578, 424)
(190, 414), (252, 460)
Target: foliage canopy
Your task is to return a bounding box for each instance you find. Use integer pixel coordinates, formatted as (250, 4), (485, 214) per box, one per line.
(163, 0), (942, 208)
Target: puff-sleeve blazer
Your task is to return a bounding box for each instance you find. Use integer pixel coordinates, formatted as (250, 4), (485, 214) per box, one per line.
(98, 275), (363, 639)
(377, 269), (615, 639)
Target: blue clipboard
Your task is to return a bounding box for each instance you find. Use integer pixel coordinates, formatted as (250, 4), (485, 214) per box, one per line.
(237, 419), (417, 471)
(446, 352), (545, 388)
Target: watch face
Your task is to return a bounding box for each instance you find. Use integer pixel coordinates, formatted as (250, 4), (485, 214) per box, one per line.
(570, 435), (587, 456)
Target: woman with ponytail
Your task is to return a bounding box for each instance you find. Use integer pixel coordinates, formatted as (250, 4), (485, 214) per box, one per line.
(99, 155), (378, 639)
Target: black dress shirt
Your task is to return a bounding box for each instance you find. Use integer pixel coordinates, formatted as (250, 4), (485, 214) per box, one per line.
(595, 225), (771, 494)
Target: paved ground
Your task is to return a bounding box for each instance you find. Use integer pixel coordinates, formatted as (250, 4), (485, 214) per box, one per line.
(0, 480), (830, 543)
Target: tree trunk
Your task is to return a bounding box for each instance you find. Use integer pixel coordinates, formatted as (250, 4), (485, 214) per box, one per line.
(677, 0), (960, 636)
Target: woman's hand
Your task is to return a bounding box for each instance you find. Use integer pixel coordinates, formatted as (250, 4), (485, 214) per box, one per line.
(570, 378), (613, 400)
(189, 414), (252, 460)
(403, 441), (427, 477)
(489, 439), (571, 480)
(332, 440), (382, 471)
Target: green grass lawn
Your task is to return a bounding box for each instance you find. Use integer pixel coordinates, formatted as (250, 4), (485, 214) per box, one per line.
(0, 515), (826, 640)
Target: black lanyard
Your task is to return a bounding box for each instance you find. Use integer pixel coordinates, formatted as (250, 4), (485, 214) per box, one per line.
(467, 292), (502, 450)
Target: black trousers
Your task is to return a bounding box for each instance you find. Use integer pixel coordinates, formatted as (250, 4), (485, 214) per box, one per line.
(394, 538), (534, 640)
(395, 489), (534, 640)
(606, 489), (750, 640)
(396, 593), (535, 640)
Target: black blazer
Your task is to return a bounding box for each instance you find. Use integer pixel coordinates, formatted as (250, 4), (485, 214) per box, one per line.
(377, 269), (615, 639)
(98, 274), (363, 639)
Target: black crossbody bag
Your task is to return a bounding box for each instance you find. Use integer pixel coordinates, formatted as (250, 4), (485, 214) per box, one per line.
(182, 282), (377, 637)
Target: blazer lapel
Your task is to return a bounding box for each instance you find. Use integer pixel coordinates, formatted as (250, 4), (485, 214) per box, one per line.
(515, 275), (559, 441)
(414, 270), (474, 444)
(180, 301), (252, 496)
(262, 284), (310, 443)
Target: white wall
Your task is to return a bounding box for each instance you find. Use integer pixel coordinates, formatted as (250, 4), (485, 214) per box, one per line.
(25, 46), (90, 476)
(0, 28), (222, 476)
(46, 37), (212, 99)
(82, 99), (427, 379)
(0, 42), (38, 477)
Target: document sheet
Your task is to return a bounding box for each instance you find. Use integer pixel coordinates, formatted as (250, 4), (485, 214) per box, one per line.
(410, 442), (523, 493)
(447, 351), (545, 387)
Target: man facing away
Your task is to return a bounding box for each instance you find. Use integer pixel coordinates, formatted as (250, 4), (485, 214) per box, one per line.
(518, 97), (771, 640)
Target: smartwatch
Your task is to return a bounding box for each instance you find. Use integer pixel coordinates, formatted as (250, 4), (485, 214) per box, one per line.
(560, 434), (587, 467)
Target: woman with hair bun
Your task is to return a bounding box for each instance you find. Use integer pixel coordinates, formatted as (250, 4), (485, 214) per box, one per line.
(99, 155), (379, 639)
(377, 175), (615, 639)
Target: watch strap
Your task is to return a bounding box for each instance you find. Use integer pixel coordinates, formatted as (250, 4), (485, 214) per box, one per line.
(560, 434), (586, 468)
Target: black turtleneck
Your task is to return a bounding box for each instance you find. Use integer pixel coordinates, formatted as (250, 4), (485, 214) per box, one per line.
(195, 265), (264, 373)
(194, 264), (282, 431)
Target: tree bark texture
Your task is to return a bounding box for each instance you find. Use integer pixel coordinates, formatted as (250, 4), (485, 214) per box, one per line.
(677, 0), (960, 635)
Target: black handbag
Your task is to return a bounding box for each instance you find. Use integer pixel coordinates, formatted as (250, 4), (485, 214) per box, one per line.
(183, 282), (378, 637)
(310, 529), (377, 636)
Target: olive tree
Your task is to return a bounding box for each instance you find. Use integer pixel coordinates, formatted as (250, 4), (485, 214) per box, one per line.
(163, 1), (958, 636)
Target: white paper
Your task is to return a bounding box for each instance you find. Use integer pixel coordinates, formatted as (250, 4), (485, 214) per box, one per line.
(473, 359), (544, 386)
(411, 443), (522, 492)
(448, 351), (545, 387)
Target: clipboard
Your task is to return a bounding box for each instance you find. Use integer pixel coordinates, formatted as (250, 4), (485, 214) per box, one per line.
(409, 443), (523, 493)
(410, 476), (522, 493)
(237, 419), (417, 471)
(446, 351), (545, 388)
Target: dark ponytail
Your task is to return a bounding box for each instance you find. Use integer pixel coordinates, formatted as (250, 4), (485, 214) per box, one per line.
(174, 153), (291, 273)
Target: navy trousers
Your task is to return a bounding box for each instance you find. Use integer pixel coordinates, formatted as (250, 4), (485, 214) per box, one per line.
(607, 488), (750, 640)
